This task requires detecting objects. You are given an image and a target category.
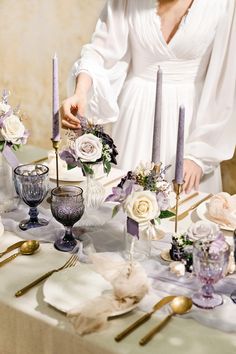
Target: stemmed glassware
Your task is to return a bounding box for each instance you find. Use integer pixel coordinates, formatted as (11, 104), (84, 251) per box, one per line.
(192, 235), (230, 309)
(50, 185), (84, 252)
(14, 164), (49, 231)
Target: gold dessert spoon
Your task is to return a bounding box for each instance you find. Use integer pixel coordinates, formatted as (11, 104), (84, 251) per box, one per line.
(0, 240), (39, 267)
(139, 296), (192, 345)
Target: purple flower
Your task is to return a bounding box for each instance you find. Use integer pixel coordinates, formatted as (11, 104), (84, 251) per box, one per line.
(105, 180), (137, 203)
(60, 149), (77, 166)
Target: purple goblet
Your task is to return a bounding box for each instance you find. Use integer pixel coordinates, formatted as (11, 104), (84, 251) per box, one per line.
(192, 236), (230, 309)
(51, 186), (84, 252)
(14, 164), (49, 231)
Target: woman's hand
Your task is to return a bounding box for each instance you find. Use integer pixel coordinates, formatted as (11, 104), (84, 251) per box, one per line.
(183, 159), (203, 194)
(60, 94), (87, 129)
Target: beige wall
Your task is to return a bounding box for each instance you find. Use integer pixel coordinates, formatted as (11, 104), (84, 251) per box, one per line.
(0, 0), (106, 149)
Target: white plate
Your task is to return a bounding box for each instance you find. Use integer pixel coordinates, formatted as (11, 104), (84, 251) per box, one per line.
(196, 201), (234, 232)
(43, 264), (137, 317)
(49, 166), (105, 182)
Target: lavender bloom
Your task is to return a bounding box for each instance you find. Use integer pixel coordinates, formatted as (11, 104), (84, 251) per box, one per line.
(60, 149), (77, 166)
(105, 180), (137, 203)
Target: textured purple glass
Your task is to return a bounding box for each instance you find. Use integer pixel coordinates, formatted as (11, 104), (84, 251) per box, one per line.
(14, 164), (49, 231)
(192, 236), (229, 309)
(51, 186), (84, 252)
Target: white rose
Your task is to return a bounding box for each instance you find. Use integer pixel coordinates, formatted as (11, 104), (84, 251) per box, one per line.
(75, 133), (103, 162)
(135, 161), (154, 177)
(187, 220), (220, 242)
(1, 114), (25, 144)
(0, 102), (11, 116)
(124, 190), (160, 223)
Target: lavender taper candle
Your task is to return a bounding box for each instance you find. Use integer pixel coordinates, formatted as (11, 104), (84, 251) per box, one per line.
(152, 66), (163, 164)
(174, 106), (185, 184)
(52, 53), (60, 142)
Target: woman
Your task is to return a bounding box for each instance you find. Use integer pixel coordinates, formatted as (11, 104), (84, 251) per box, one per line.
(61, 0), (236, 194)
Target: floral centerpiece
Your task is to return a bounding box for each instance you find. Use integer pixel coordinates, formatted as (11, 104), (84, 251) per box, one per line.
(60, 117), (118, 212)
(0, 89), (28, 212)
(106, 161), (174, 260)
(169, 220), (235, 277)
(60, 116), (118, 176)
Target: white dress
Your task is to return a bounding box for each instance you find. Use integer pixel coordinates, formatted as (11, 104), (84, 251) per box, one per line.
(68, 0), (236, 193)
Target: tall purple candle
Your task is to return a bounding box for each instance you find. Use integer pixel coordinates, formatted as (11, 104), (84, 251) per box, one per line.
(175, 106), (185, 184)
(152, 66), (163, 164)
(52, 53), (60, 142)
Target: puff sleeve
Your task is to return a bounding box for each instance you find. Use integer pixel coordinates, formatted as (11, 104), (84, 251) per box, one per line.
(67, 0), (130, 124)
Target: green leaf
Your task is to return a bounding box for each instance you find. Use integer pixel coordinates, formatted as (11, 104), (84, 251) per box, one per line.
(159, 210), (176, 219)
(82, 163), (94, 176)
(112, 204), (121, 218)
(67, 164), (76, 170)
(0, 141), (5, 152)
(12, 144), (21, 151)
(103, 160), (111, 175)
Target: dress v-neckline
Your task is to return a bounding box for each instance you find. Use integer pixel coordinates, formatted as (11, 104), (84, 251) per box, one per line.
(154, 0), (197, 47)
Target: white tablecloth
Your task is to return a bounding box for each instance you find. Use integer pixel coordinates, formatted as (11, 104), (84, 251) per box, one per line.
(1, 189), (236, 354)
(0, 147), (235, 354)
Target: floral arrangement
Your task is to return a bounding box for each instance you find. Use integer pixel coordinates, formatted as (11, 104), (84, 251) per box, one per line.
(106, 161), (174, 239)
(0, 90), (28, 158)
(60, 117), (118, 176)
(169, 221), (223, 275)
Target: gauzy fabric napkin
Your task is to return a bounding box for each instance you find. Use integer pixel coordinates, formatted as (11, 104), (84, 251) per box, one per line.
(67, 253), (150, 335)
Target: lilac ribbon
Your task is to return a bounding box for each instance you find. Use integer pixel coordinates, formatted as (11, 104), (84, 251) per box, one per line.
(127, 217), (139, 239)
(2, 144), (19, 169)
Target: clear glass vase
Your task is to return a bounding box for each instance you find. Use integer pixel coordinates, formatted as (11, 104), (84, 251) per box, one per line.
(83, 173), (105, 209)
(0, 154), (19, 213)
(79, 172), (106, 227)
(124, 221), (153, 262)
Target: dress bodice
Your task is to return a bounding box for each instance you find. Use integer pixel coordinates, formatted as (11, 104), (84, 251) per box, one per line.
(127, 0), (225, 82)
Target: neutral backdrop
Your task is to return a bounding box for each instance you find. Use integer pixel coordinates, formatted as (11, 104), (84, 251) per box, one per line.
(0, 0), (235, 192)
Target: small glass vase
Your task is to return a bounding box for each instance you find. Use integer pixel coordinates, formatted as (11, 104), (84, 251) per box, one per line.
(83, 173), (105, 209)
(124, 221), (152, 262)
(0, 154), (19, 213)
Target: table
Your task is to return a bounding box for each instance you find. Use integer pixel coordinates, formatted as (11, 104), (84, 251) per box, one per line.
(1, 148), (236, 354)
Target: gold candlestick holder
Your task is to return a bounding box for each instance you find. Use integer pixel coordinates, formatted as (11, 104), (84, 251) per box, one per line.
(153, 162), (162, 175)
(173, 180), (184, 234)
(51, 140), (60, 188)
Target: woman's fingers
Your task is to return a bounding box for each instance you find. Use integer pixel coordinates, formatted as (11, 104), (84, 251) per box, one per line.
(183, 159), (203, 193)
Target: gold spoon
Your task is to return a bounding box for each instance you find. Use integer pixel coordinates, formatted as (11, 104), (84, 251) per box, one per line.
(139, 296), (192, 346)
(0, 240), (40, 267)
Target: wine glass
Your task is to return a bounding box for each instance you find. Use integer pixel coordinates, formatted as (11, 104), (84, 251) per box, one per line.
(51, 186), (84, 252)
(192, 236), (230, 309)
(14, 164), (49, 231)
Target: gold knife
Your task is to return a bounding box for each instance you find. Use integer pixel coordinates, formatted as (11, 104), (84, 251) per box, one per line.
(171, 193), (213, 222)
(170, 191), (199, 212)
(114, 295), (176, 342)
(0, 241), (25, 258)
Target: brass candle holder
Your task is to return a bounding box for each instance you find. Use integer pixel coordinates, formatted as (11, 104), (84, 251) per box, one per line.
(153, 162), (162, 175)
(51, 140), (60, 188)
(173, 180), (184, 234)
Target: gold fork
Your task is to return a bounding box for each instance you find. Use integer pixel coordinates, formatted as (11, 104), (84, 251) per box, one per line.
(15, 253), (79, 297)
